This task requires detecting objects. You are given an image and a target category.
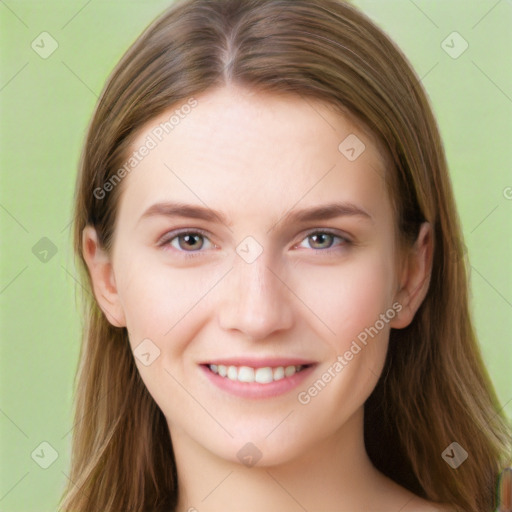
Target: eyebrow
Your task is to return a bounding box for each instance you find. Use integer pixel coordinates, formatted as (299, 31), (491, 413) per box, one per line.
(138, 201), (373, 228)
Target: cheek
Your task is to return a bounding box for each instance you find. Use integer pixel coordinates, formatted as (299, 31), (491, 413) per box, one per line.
(290, 250), (395, 414)
(303, 253), (396, 407)
(115, 254), (219, 353)
(113, 258), (213, 413)
(293, 250), (396, 353)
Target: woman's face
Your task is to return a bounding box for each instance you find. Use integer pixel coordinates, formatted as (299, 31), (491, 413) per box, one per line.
(92, 85), (409, 466)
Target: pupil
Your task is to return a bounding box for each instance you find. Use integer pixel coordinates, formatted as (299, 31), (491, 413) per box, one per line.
(312, 233), (331, 248)
(182, 234), (202, 250)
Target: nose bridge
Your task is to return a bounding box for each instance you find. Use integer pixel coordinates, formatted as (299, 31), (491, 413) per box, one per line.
(217, 248), (294, 339)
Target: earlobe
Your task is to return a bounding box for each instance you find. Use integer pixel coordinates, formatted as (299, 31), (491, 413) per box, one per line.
(390, 222), (433, 329)
(82, 226), (126, 328)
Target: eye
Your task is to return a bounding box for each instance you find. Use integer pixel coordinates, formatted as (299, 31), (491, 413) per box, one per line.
(158, 229), (350, 257)
(159, 230), (215, 254)
(297, 230), (350, 251)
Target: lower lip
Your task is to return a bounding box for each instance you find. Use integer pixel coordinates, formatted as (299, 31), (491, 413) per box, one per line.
(200, 364), (316, 399)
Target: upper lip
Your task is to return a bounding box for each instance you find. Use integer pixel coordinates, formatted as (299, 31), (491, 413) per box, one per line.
(201, 357), (316, 367)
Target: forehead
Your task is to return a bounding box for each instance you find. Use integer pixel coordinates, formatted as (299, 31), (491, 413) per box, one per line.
(116, 86), (390, 228)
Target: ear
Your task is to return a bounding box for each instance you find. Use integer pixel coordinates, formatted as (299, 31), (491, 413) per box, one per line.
(390, 222), (433, 329)
(82, 225), (126, 328)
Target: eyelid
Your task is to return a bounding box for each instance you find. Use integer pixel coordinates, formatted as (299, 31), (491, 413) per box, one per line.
(294, 228), (352, 250)
(157, 228), (216, 255)
(157, 227), (211, 243)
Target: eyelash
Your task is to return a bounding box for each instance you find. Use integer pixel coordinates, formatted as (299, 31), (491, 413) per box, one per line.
(157, 228), (352, 259)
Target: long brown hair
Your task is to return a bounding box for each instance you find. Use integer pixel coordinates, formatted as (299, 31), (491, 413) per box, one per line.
(62, 1), (511, 510)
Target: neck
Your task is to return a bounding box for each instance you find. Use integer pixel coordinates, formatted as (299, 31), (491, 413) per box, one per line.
(171, 408), (387, 512)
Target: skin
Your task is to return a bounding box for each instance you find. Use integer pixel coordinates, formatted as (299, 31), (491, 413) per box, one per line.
(83, 85), (448, 511)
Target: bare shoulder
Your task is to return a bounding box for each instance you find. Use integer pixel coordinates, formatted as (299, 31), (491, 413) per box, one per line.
(399, 496), (455, 512)
(370, 470), (455, 512)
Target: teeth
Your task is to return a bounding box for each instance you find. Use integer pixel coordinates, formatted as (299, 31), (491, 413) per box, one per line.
(238, 366), (254, 382)
(227, 366), (237, 380)
(273, 366), (285, 380)
(284, 365), (296, 377)
(208, 364), (305, 383)
(255, 367), (273, 384)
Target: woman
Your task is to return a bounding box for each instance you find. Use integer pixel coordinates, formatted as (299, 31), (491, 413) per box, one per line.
(61, 0), (511, 510)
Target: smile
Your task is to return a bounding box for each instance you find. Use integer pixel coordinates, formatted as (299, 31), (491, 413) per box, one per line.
(208, 364), (308, 383)
(200, 360), (316, 399)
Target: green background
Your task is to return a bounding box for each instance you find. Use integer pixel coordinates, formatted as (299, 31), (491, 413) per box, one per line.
(1, 1), (511, 510)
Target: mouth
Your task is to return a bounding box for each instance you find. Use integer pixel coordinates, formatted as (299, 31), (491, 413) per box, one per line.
(199, 359), (316, 399)
(204, 363), (312, 383)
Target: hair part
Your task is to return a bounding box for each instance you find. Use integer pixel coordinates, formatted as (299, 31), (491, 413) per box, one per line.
(63, 1), (511, 511)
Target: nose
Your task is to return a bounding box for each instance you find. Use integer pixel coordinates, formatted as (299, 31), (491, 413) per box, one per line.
(216, 252), (294, 341)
